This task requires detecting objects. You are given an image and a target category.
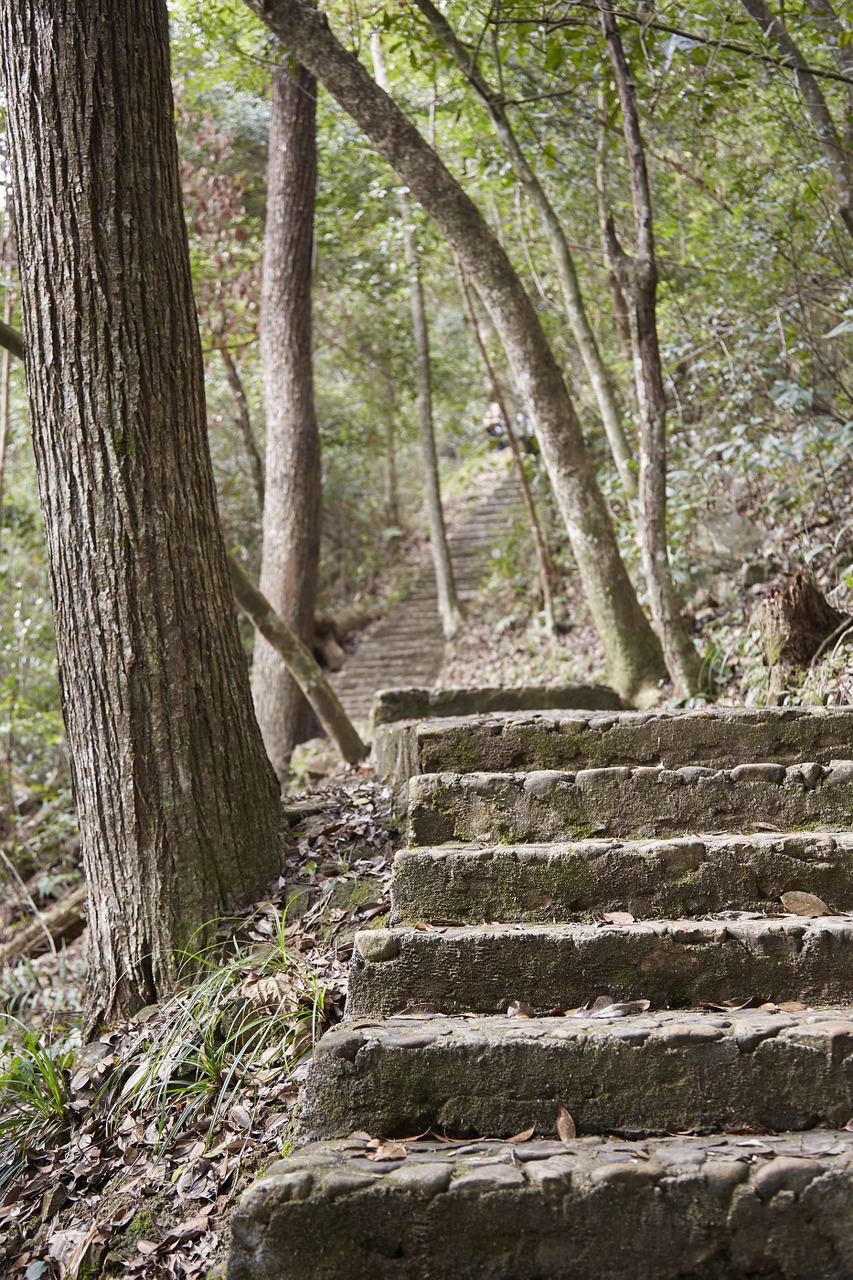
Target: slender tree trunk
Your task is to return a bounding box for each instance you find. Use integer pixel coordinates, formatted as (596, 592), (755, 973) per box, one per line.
(229, 557), (366, 763)
(0, 275), (13, 520)
(600, 5), (701, 699)
(1, 0), (285, 1023)
(456, 258), (557, 632)
(251, 60), (323, 784)
(739, 0), (853, 241)
(243, 0), (664, 704)
(415, 0), (637, 497)
(595, 92), (633, 367)
(371, 34), (462, 640)
(219, 344), (265, 511)
(383, 383), (399, 528)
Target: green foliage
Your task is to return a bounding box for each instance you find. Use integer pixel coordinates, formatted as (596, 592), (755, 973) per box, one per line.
(0, 1017), (75, 1194)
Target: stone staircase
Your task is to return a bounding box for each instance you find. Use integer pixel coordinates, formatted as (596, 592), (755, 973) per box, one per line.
(229, 705), (853, 1279)
(331, 473), (523, 723)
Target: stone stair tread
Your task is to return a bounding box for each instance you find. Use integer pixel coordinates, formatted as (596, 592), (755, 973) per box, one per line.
(380, 705), (853, 784)
(297, 1007), (853, 1143)
(348, 916), (853, 1017)
(229, 1131), (853, 1280)
(390, 831), (853, 923)
(407, 763), (853, 845)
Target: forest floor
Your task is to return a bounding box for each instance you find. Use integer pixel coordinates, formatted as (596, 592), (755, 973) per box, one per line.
(0, 768), (398, 1279)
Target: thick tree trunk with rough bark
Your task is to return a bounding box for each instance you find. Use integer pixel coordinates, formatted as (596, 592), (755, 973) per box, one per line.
(251, 61), (323, 783)
(242, 0), (664, 704)
(415, 0), (637, 498)
(371, 35), (461, 640)
(1, 0), (285, 1023)
(600, 6), (701, 699)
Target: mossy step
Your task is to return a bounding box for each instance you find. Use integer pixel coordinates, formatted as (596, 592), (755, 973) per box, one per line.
(377, 706), (853, 789)
(347, 917), (853, 1017)
(407, 763), (853, 845)
(297, 1007), (853, 1143)
(390, 832), (853, 924)
(228, 1131), (853, 1280)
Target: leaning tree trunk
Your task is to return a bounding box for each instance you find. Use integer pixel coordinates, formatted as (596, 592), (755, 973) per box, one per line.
(251, 60), (323, 783)
(1, 0), (285, 1023)
(415, 0), (637, 497)
(242, 0), (664, 705)
(371, 34), (461, 640)
(600, 7), (701, 699)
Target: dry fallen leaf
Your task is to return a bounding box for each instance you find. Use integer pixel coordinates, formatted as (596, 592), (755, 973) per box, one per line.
(347, 1130), (372, 1141)
(844, 1119), (853, 1133)
(556, 1105), (576, 1143)
(508, 1125), (535, 1143)
(780, 890), (832, 917)
(600, 911), (635, 926)
(507, 999), (536, 1018)
(366, 1142), (407, 1162)
(778, 1001), (808, 1012)
(588, 999), (651, 1019)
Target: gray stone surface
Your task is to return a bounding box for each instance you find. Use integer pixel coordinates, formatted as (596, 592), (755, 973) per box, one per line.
(372, 684), (622, 728)
(407, 763), (853, 844)
(296, 1008), (853, 1142)
(375, 706), (853, 796)
(347, 917), (853, 1016)
(228, 1132), (853, 1279)
(390, 832), (853, 923)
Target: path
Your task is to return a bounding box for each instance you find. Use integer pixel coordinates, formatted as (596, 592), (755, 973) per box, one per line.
(331, 468), (523, 723)
(231, 703), (853, 1278)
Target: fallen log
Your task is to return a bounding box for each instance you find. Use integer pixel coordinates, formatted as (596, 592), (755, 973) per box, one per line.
(0, 884), (87, 966)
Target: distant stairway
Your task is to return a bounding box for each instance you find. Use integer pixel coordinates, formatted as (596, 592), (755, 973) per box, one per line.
(331, 470), (523, 724)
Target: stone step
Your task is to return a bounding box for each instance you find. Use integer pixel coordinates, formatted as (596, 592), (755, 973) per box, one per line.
(406, 763), (853, 845)
(382, 706), (853, 783)
(297, 1008), (853, 1143)
(347, 917), (853, 1017)
(389, 834), (850, 926)
(390, 832), (853, 924)
(228, 1131), (853, 1280)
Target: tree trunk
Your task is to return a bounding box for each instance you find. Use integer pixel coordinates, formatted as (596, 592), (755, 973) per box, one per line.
(739, 0), (853, 241)
(0, 212), (13, 517)
(371, 34), (462, 641)
(1, 0), (285, 1024)
(242, 0), (665, 705)
(600, 5), (702, 699)
(456, 257), (557, 633)
(415, 0), (638, 498)
(229, 557), (367, 763)
(219, 344), (265, 512)
(757, 572), (847, 704)
(595, 91), (633, 367)
(251, 60), (323, 784)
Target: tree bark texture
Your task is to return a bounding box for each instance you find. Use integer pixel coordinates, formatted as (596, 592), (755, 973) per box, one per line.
(230, 558), (367, 763)
(415, 0), (638, 498)
(739, 0), (853, 242)
(251, 61), (323, 783)
(1, 0), (285, 1023)
(600, 6), (701, 699)
(757, 572), (847, 704)
(242, 0), (664, 704)
(371, 34), (461, 640)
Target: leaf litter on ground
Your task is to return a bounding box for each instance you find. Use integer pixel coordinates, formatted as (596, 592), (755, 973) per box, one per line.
(0, 767), (396, 1280)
